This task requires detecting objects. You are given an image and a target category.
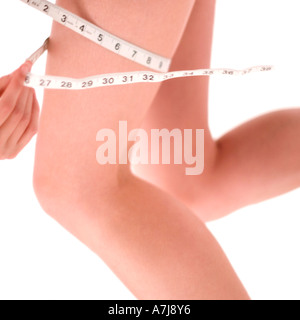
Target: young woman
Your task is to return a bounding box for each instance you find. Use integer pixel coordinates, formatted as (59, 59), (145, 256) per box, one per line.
(1, 0), (299, 300)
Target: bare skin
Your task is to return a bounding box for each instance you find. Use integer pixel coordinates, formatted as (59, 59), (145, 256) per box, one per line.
(2, 0), (299, 299)
(135, 1), (300, 222)
(32, 0), (250, 299)
(0, 61), (39, 159)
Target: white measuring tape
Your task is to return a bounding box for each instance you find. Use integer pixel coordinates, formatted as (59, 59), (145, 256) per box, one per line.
(20, 0), (274, 90)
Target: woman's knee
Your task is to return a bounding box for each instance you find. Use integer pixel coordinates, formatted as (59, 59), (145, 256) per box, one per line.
(32, 158), (130, 220)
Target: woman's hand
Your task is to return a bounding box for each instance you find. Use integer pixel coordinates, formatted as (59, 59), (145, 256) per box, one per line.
(0, 61), (39, 160)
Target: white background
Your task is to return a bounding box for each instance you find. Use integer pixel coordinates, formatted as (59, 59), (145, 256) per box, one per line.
(0, 0), (300, 300)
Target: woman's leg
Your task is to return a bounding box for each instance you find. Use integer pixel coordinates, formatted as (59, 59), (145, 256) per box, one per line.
(33, 0), (249, 299)
(134, 0), (300, 222)
(212, 109), (300, 218)
(133, 0), (220, 221)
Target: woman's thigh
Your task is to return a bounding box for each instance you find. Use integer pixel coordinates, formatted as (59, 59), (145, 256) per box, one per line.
(133, 1), (218, 205)
(34, 0), (195, 194)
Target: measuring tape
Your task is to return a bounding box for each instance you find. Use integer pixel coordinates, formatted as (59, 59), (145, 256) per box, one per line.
(20, 0), (274, 90)
(21, 0), (171, 72)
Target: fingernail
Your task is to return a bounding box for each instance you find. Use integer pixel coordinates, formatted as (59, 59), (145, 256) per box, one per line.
(21, 62), (32, 75)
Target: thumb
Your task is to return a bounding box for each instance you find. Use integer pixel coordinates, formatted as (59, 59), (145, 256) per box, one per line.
(17, 60), (33, 80)
(0, 61), (33, 94)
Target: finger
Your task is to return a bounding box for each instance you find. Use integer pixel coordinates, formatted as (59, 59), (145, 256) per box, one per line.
(0, 75), (12, 95)
(0, 87), (31, 145)
(0, 62), (32, 126)
(0, 87), (32, 159)
(8, 91), (39, 159)
(6, 88), (34, 150)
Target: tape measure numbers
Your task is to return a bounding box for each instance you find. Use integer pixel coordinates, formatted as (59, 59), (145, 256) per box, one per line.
(21, 0), (171, 72)
(20, 0), (274, 90)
